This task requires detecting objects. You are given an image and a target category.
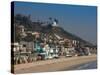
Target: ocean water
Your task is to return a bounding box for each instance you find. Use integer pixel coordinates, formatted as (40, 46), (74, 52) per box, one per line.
(62, 60), (97, 71)
(70, 60), (97, 70)
(76, 61), (97, 70)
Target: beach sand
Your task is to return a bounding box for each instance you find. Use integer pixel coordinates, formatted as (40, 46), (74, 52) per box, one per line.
(14, 54), (97, 74)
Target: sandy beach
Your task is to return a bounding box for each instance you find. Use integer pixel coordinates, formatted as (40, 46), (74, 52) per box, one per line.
(14, 55), (97, 74)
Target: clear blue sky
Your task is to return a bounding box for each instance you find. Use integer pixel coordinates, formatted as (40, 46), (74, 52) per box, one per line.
(13, 1), (97, 45)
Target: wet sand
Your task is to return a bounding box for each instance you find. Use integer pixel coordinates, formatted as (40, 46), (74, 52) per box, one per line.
(14, 55), (97, 74)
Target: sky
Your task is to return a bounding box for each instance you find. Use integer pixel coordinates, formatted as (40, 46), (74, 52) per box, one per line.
(13, 1), (97, 45)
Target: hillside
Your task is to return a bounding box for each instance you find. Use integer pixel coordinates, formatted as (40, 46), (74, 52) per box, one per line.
(14, 14), (93, 46)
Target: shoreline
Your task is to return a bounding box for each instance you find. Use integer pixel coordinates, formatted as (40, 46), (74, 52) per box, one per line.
(14, 54), (97, 74)
(60, 60), (97, 71)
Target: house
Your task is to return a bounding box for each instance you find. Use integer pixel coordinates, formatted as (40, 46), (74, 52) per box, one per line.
(32, 32), (40, 38)
(18, 25), (27, 37)
(19, 41), (35, 53)
(65, 47), (75, 57)
(11, 42), (19, 52)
